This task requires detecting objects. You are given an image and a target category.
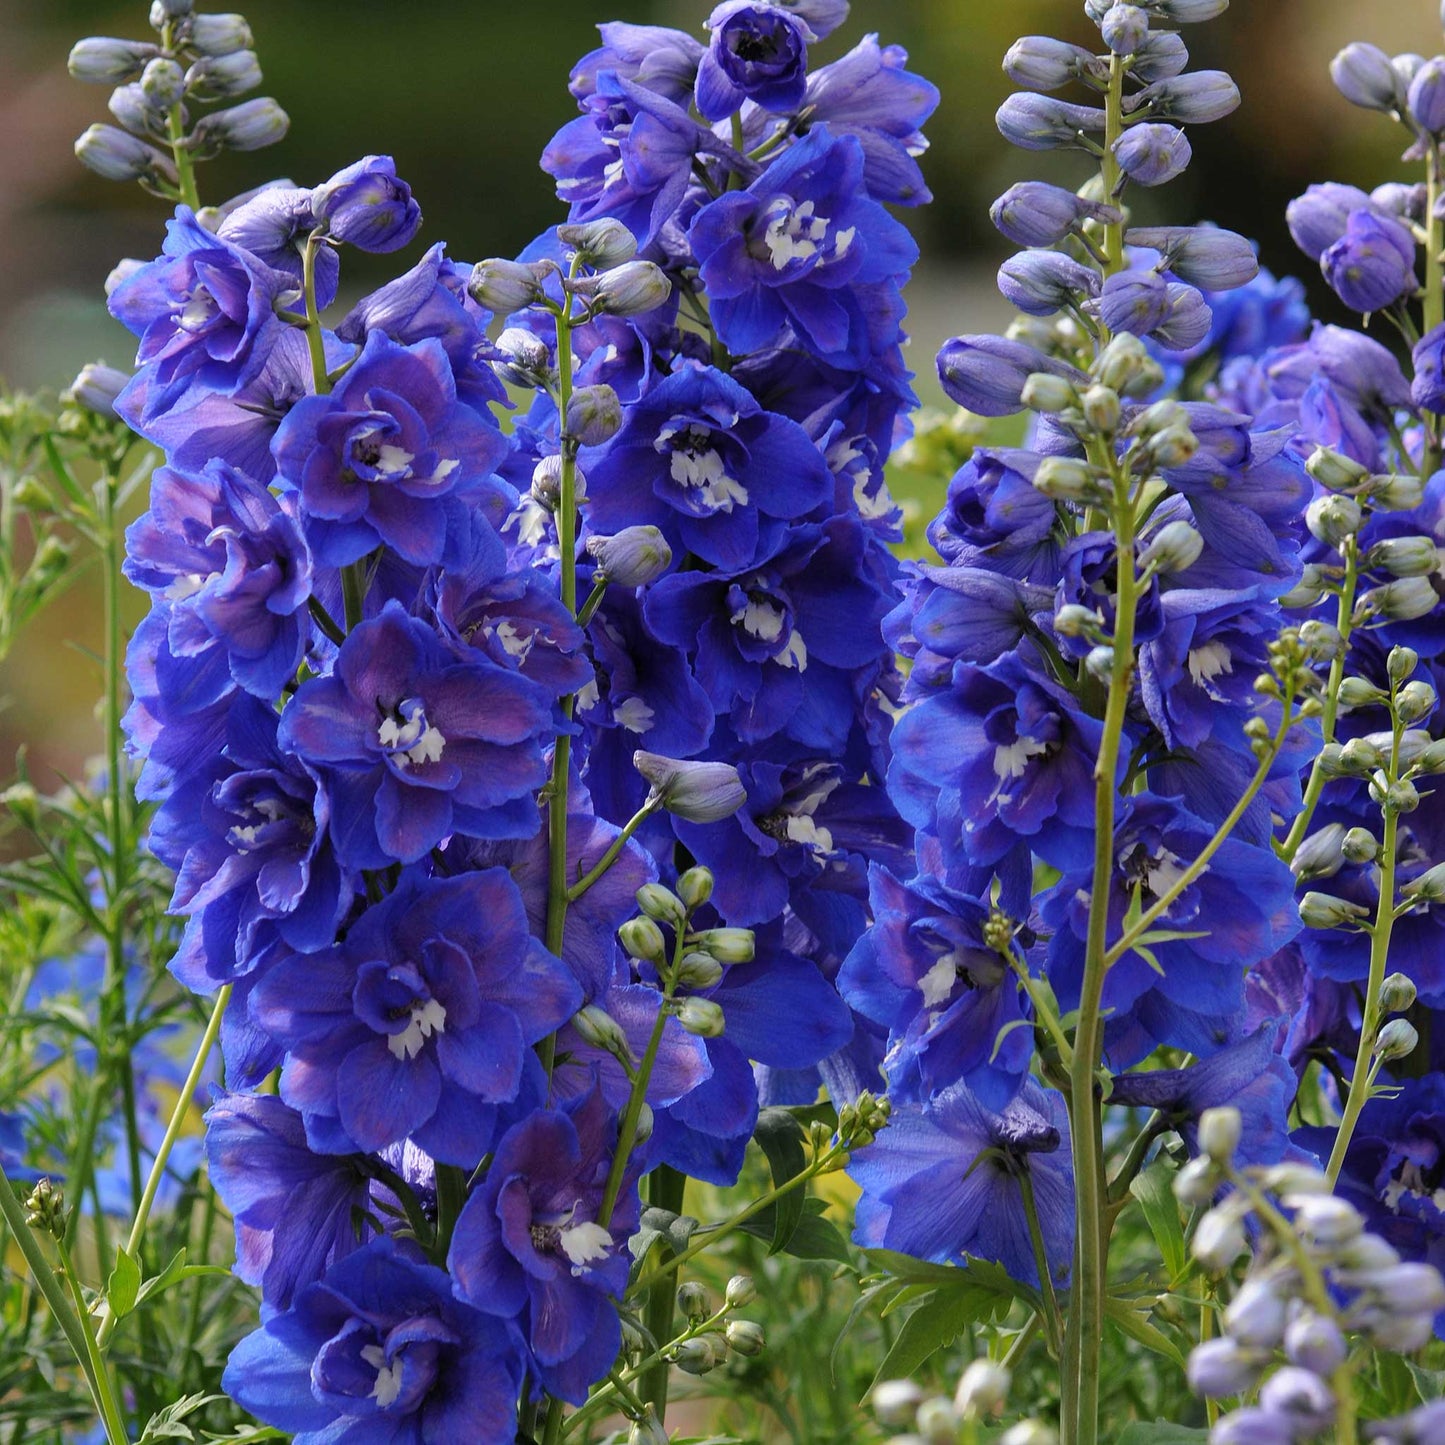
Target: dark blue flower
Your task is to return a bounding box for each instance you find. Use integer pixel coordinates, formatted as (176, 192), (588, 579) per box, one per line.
(696, 1), (812, 122)
(448, 1082), (640, 1404)
(252, 869), (580, 1163)
(839, 865), (1031, 1109)
(644, 518), (895, 749)
(278, 603), (554, 868)
(223, 1237), (523, 1445)
(313, 154), (421, 253)
(215, 184), (336, 307)
(124, 460), (313, 701)
(150, 693), (348, 990)
(585, 363), (832, 569)
(802, 34), (939, 206)
(204, 1090), (374, 1309)
(272, 329), (510, 567)
(1320, 209), (1417, 315)
(109, 206), (294, 407)
(1042, 796), (1301, 1066)
(569, 22), (703, 106)
(851, 1077), (1074, 1289)
(689, 126), (918, 366)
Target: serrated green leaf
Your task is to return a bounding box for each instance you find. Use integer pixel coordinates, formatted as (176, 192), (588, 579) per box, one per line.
(1130, 1160), (1186, 1279)
(106, 1246), (141, 1319)
(754, 1107), (809, 1254)
(1105, 1296), (1187, 1369)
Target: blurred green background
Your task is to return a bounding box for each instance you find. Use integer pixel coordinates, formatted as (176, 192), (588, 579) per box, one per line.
(0, 0), (1440, 779)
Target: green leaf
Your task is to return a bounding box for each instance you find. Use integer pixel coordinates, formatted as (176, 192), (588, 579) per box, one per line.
(735, 1198), (851, 1263)
(1134, 928), (1210, 946)
(753, 1107), (809, 1254)
(106, 1246), (141, 1320)
(1130, 1160), (1186, 1279)
(628, 1206), (699, 1262)
(135, 1391), (223, 1443)
(1105, 1295), (1187, 1369)
(862, 1250), (1041, 1311)
(868, 1272), (1018, 1392)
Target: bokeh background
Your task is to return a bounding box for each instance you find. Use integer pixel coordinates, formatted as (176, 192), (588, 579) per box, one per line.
(0, 0), (1440, 778)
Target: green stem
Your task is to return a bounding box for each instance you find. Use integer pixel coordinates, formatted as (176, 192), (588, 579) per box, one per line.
(1063, 448), (1136, 1445)
(1018, 1168), (1063, 1356)
(598, 1007), (669, 1229)
(56, 1234), (130, 1445)
(1100, 54), (1126, 270)
(540, 1397), (565, 1445)
(300, 232), (333, 399)
(1279, 541), (1360, 863)
(1325, 731), (1403, 1185)
(163, 86), (200, 212)
(575, 578), (608, 629)
(1107, 706), (1293, 967)
(566, 798), (661, 903)
(96, 984), (230, 1349)
(638, 1164), (686, 1422)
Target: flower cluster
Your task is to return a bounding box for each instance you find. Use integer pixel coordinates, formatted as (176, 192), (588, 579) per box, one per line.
(85, 0), (935, 1436)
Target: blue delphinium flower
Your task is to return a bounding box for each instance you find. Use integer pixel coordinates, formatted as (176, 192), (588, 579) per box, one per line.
(448, 1082), (640, 1404)
(689, 126), (918, 365)
(312, 154), (422, 253)
(695, 1), (813, 122)
(251, 870), (580, 1163)
(271, 330), (510, 567)
(851, 1077), (1074, 1289)
(278, 602), (555, 867)
(224, 1237), (524, 1444)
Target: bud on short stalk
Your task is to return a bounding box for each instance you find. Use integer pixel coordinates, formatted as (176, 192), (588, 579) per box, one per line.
(585, 526), (672, 586)
(1374, 1018), (1419, 1061)
(620, 917), (666, 963)
(189, 98), (290, 154)
(469, 258), (549, 312)
(636, 882), (686, 927)
(1197, 1106), (1242, 1163)
(726, 1320), (765, 1356)
(676, 997), (725, 1037)
(1305, 445), (1369, 492)
(557, 217), (638, 268)
(634, 751), (746, 822)
(677, 866), (714, 910)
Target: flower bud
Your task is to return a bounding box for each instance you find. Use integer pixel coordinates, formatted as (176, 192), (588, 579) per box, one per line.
(69, 36), (160, 84)
(23, 1178), (66, 1238)
(938, 334), (1084, 416)
(585, 526), (672, 586)
(1151, 0), (1228, 19)
(592, 261), (672, 317)
(1363, 471), (1427, 510)
(1198, 1106), (1242, 1163)
(1340, 736), (1386, 773)
(495, 327), (551, 385)
(1365, 1262), (1445, 1315)
(954, 1360), (1010, 1420)
(186, 14), (256, 56)
(991, 182), (1120, 249)
(628, 1410), (670, 1445)
(1306, 494), (1362, 547)
(1336, 675), (1388, 710)
(1290, 823), (1346, 882)
(999, 1425), (1060, 1445)
(1366, 577), (1439, 622)
(1187, 1337), (1266, 1398)
(1340, 827), (1378, 865)
(184, 49), (262, 101)
(725, 1274), (756, 1309)
(1003, 37), (1103, 92)
(620, 916), (666, 963)
(1397, 679), (1436, 724)
(1284, 1311), (1347, 1375)
(1192, 1207), (1247, 1272)
(671, 1337), (716, 1375)
(1224, 1277), (1289, 1349)
(66, 362), (129, 418)
(676, 997), (725, 1037)
(677, 1280), (710, 1322)
(557, 218), (638, 268)
(469, 258), (548, 312)
(1126, 225), (1258, 290)
(1374, 1017), (1419, 1061)
(1101, 5), (1150, 55)
(634, 752), (746, 822)
(565, 384), (622, 446)
(1134, 70), (1240, 123)
(1139, 519), (1203, 574)
(1365, 535), (1439, 578)
(677, 867), (714, 911)
(1379, 973), (1417, 1014)
(1404, 860), (1445, 902)
(1290, 1194), (1363, 1247)
(107, 83), (166, 138)
(1298, 891), (1371, 929)
(1409, 56), (1445, 134)
(150, 0), (195, 21)
(1258, 1366), (1336, 1432)
(1113, 122), (1192, 185)
(312, 156), (422, 254)
(74, 124), (171, 183)
(692, 927), (755, 964)
(998, 250), (1101, 317)
(570, 1005), (633, 1062)
(726, 1319), (765, 1356)
(1386, 644), (1420, 683)
(633, 1102), (654, 1145)
(1053, 603), (1102, 638)
(1331, 42), (1401, 111)
(1146, 425), (1198, 468)
(1305, 445), (1369, 492)
(1172, 1155), (1220, 1208)
(636, 882), (686, 927)
(995, 93), (1108, 151)
(872, 1380), (925, 1426)
(915, 1398), (961, 1444)
(1020, 372), (1078, 413)
(189, 98), (290, 154)
(139, 56), (186, 109)
(1085, 645), (1115, 683)
(1033, 456), (1106, 501)
(1279, 565), (1328, 610)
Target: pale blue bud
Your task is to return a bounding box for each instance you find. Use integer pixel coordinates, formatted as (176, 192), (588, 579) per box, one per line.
(1224, 1277), (1288, 1349)
(140, 56), (186, 109)
(991, 182), (1120, 247)
(593, 260), (672, 316)
(1331, 42), (1401, 111)
(470, 258), (548, 311)
(1283, 1313), (1347, 1375)
(634, 751), (746, 822)
(186, 14), (255, 56)
(1132, 31), (1189, 83)
(1131, 70), (1240, 123)
(1257, 1368), (1335, 1434)
(1187, 1337), (1265, 1398)
(189, 98), (289, 154)
(1410, 56), (1445, 133)
(556, 217), (637, 268)
(586, 526), (673, 586)
(996, 93), (1108, 151)
(67, 363), (129, 418)
(565, 384), (622, 446)
(108, 84), (168, 138)
(998, 250), (1101, 315)
(68, 37), (160, 84)
(74, 123), (170, 182)
(1100, 5), (1150, 56)
(1003, 36), (1105, 92)
(184, 49), (262, 101)
(1113, 123), (1191, 185)
(1125, 225), (1257, 288)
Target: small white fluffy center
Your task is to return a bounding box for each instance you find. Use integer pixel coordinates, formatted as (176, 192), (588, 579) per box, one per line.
(388, 996), (447, 1061)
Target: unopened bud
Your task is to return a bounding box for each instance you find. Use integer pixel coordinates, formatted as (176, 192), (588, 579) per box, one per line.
(691, 926), (755, 964)
(634, 751), (746, 822)
(1095, 332), (1152, 392)
(184, 49), (262, 101)
(999, 1424), (1060, 1445)
(565, 384), (622, 446)
(74, 124), (170, 183)
(1224, 1277), (1288, 1349)
(1298, 619), (1344, 660)
(1374, 1018), (1419, 1061)
(189, 98), (290, 155)
(1397, 680), (1436, 724)
(915, 1397), (961, 1444)
(1298, 890), (1372, 929)
(1085, 645), (1115, 682)
(1139, 519), (1203, 574)
(1363, 576), (1439, 621)
(677, 1280), (710, 1322)
(672, 1337), (716, 1375)
(1191, 1208), (1247, 1272)
(636, 883), (686, 927)
(1053, 603), (1102, 638)
(1306, 493), (1363, 547)
(676, 952), (724, 990)
(469, 258), (548, 312)
(69, 36), (159, 84)
(1033, 456), (1104, 501)
(139, 56), (185, 109)
(1339, 736), (1386, 773)
(726, 1319), (765, 1356)
(531, 454), (565, 511)
(955, 1360), (1011, 1420)
(1197, 1106), (1242, 1163)
(1020, 372), (1077, 413)
(495, 326), (551, 383)
(620, 916), (666, 962)
(571, 1005), (633, 1062)
(676, 866), (714, 910)
(676, 996), (725, 1037)
(1305, 445), (1370, 492)
(593, 261), (672, 316)
(23, 1178), (65, 1238)
(1188, 1336), (1266, 1398)
(1337, 675), (1388, 710)
(586, 526), (672, 586)
(1366, 535), (1440, 578)
(1147, 426), (1198, 468)
(1081, 384), (1121, 433)
(187, 14), (256, 56)
(725, 1274), (757, 1309)
(1404, 860), (1445, 902)
(872, 1380), (925, 1426)
(67, 362), (129, 418)
(628, 1410), (670, 1445)
(1388, 646), (1421, 684)
(1341, 827), (1378, 864)
(1280, 564), (1329, 610)
(1, 782), (41, 831)
(1362, 472), (1426, 510)
(1284, 1312), (1347, 1375)
(1379, 972), (1416, 1012)
(556, 217), (638, 269)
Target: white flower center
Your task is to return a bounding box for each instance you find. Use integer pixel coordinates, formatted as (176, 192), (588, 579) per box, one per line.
(378, 705), (446, 768)
(360, 1344), (404, 1409)
(763, 199), (853, 272)
(992, 736), (1049, 782)
(785, 813), (834, 854)
(1187, 640), (1234, 692)
(657, 424), (749, 512)
(387, 995), (447, 1061)
(917, 956), (958, 1009)
(614, 696), (655, 734)
(559, 1219), (613, 1272)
